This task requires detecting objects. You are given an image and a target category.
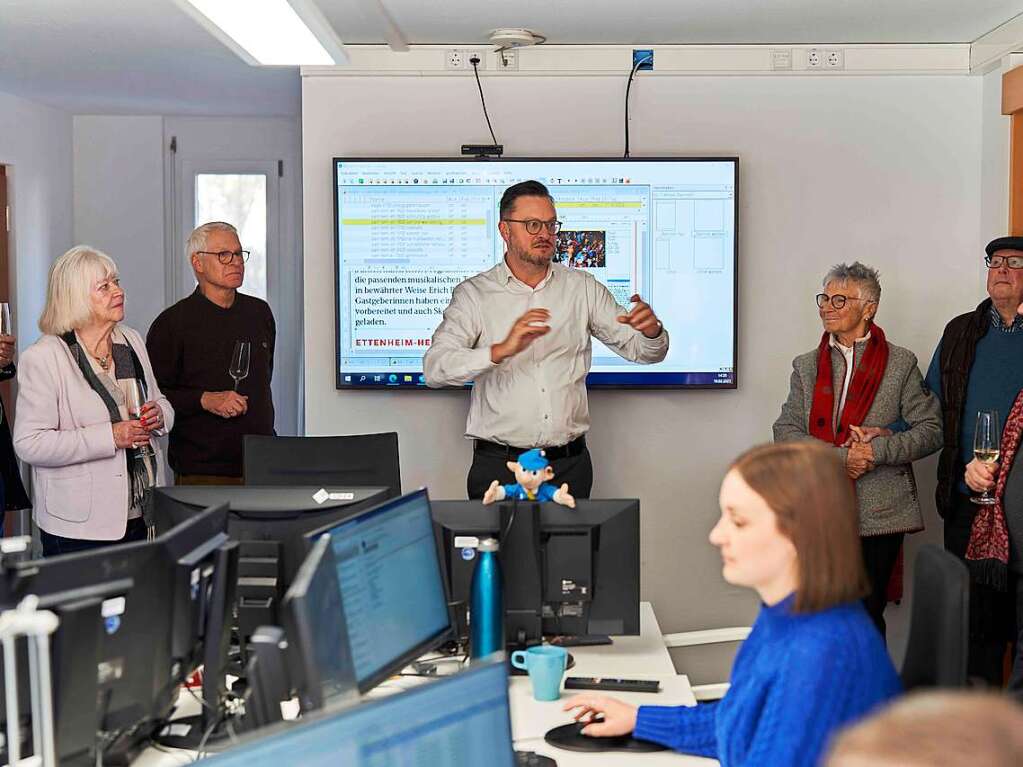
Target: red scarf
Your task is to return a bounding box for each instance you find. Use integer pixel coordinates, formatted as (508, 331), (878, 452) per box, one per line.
(808, 325), (890, 445)
(966, 390), (1023, 590)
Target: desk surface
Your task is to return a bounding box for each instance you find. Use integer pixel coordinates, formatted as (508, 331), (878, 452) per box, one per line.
(134, 602), (718, 766)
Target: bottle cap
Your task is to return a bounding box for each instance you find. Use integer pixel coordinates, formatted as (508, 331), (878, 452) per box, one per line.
(478, 537), (499, 552)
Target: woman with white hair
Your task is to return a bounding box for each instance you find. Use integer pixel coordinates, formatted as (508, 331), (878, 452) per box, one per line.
(773, 261), (942, 638)
(14, 246), (174, 556)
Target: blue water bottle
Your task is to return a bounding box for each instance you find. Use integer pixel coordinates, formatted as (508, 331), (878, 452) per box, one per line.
(470, 537), (503, 659)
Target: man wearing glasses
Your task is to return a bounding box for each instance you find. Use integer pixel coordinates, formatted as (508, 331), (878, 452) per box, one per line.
(424, 180), (668, 498)
(924, 236), (1023, 687)
(147, 221), (275, 484)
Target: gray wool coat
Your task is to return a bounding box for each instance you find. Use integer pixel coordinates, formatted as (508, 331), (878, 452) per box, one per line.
(773, 338), (943, 537)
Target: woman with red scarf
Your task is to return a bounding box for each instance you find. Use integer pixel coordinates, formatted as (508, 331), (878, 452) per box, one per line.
(774, 262), (942, 638)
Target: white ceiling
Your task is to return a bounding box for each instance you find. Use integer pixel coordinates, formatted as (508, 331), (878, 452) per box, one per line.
(1, 0), (1021, 117)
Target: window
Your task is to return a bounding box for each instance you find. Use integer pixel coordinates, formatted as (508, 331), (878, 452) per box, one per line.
(195, 173), (268, 300)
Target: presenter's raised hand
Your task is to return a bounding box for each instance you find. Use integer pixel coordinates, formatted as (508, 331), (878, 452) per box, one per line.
(562, 695), (638, 737)
(617, 294), (662, 338)
(491, 308), (551, 364)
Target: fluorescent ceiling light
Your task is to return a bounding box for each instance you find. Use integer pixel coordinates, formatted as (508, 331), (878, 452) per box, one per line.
(178, 0), (347, 65)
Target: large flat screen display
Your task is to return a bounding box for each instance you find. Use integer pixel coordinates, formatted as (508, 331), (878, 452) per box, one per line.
(333, 158), (738, 389)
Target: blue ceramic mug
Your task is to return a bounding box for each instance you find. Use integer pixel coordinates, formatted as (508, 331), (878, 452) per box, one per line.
(511, 645), (568, 701)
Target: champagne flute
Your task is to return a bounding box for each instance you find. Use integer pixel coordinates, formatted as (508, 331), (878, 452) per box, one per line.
(125, 379), (155, 457)
(0, 302), (11, 337)
(229, 341), (251, 392)
(972, 410), (1001, 505)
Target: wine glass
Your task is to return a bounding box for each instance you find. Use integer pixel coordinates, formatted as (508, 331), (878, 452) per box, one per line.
(125, 379), (155, 458)
(972, 410), (1001, 505)
(0, 303), (11, 337)
(229, 341), (251, 392)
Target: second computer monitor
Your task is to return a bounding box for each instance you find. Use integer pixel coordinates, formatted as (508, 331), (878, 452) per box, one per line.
(307, 488), (452, 692)
(196, 659), (515, 767)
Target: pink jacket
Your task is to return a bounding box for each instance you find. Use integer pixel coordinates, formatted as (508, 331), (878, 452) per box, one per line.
(13, 326), (175, 540)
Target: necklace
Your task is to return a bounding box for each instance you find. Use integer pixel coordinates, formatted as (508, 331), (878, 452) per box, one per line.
(82, 335), (112, 372)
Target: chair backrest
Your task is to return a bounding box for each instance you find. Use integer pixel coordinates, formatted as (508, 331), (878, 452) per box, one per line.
(243, 433), (401, 499)
(900, 544), (969, 690)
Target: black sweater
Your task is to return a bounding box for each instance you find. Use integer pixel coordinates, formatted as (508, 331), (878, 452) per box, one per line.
(147, 289), (275, 476)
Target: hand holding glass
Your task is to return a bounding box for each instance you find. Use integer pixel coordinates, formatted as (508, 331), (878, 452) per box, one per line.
(972, 410), (1001, 506)
(125, 380), (155, 457)
(230, 341), (250, 392)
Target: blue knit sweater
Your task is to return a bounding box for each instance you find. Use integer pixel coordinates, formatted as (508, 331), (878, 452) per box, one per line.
(633, 596), (900, 766)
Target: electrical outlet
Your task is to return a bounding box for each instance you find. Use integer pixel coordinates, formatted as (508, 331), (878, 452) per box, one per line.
(806, 48), (822, 69)
(445, 49), (465, 70)
(496, 48), (518, 71)
(824, 49), (844, 69)
(466, 49), (486, 70)
(633, 48), (654, 71)
(770, 49), (792, 71)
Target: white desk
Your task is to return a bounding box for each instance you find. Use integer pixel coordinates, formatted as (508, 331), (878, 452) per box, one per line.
(508, 602), (716, 766)
(134, 602), (718, 766)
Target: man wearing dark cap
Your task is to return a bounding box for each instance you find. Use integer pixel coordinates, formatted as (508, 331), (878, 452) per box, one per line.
(924, 235), (1023, 685)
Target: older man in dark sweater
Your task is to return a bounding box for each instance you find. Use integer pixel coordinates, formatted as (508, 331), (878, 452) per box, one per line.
(147, 222), (275, 483)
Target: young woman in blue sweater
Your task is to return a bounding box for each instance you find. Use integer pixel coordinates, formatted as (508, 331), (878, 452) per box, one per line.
(563, 441), (902, 767)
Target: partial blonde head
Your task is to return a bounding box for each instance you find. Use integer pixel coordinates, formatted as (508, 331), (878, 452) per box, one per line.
(39, 246), (119, 335)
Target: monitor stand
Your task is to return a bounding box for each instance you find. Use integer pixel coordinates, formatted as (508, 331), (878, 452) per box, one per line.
(544, 721), (667, 753)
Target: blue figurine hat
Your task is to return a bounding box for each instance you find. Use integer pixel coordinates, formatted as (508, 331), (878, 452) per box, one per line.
(517, 448), (549, 471)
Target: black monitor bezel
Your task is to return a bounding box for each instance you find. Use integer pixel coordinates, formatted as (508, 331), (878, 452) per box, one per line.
(332, 156), (739, 391)
(309, 487), (454, 692)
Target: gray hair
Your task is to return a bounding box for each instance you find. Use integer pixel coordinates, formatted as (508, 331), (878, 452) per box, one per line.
(186, 221), (238, 260)
(822, 262), (881, 303)
(39, 246), (119, 335)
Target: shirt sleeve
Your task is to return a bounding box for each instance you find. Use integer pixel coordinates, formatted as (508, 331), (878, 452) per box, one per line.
(422, 283), (497, 387)
(632, 702), (719, 758)
(586, 277), (668, 364)
(146, 311), (204, 417)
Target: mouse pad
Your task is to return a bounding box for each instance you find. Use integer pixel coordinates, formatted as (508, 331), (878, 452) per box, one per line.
(544, 722), (667, 753)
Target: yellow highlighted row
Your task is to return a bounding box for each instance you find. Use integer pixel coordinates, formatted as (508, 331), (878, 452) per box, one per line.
(341, 218), (487, 226)
(558, 202), (642, 208)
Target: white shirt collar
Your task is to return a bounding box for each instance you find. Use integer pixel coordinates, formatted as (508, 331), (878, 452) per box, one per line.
(829, 330), (871, 352)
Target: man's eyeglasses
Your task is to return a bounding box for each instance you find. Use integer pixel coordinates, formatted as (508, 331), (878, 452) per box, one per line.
(815, 293), (873, 310)
(502, 219), (562, 235)
(196, 250), (250, 265)
(985, 255), (1023, 269)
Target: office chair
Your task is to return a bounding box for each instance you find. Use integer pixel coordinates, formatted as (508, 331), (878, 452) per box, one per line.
(243, 433), (401, 498)
(663, 544), (970, 699)
(899, 544), (969, 690)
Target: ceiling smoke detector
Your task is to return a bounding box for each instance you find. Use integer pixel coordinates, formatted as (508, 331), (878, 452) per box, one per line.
(487, 28), (546, 51)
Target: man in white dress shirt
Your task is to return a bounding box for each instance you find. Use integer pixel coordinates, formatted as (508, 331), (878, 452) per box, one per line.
(424, 180), (669, 498)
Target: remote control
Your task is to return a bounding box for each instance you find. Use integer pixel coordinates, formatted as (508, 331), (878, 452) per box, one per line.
(563, 676), (661, 693)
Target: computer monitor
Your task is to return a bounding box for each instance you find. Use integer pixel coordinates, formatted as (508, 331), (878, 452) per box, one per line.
(0, 506), (238, 762)
(431, 499), (641, 645)
(153, 485), (390, 638)
(0, 539), (165, 763)
(195, 659), (516, 767)
(280, 535), (358, 712)
(306, 488), (452, 692)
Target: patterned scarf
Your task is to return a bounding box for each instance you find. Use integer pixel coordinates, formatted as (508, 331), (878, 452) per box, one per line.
(808, 324), (890, 445)
(965, 389), (1023, 591)
(60, 330), (157, 531)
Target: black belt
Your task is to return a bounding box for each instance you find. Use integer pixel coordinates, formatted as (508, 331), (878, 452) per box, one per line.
(473, 436), (586, 461)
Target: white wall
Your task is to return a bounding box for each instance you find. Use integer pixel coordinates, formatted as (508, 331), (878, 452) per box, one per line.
(302, 73), (984, 682)
(73, 115), (166, 332)
(70, 116), (305, 437)
(0, 91), (73, 348)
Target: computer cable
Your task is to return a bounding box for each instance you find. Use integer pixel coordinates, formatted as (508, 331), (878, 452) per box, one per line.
(470, 55), (499, 146)
(624, 53), (653, 158)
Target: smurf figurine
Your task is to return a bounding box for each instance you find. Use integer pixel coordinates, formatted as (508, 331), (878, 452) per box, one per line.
(482, 448), (576, 508)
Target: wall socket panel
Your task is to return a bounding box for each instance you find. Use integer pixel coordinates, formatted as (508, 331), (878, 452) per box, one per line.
(496, 48), (518, 71)
(805, 48), (844, 70)
(444, 49), (488, 71)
